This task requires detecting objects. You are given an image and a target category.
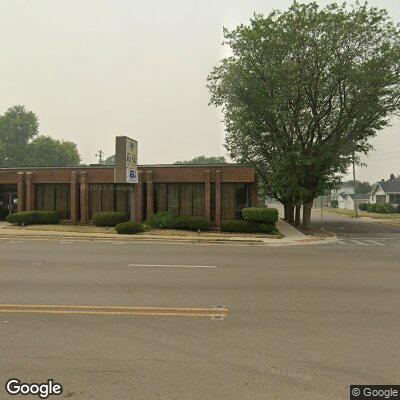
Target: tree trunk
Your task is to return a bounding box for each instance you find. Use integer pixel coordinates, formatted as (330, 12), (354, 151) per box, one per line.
(283, 202), (294, 224)
(295, 204), (301, 226)
(302, 200), (313, 228)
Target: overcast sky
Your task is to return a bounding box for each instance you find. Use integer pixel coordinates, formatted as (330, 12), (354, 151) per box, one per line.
(0, 0), (399, 183)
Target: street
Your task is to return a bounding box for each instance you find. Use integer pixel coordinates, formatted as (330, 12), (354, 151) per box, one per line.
(0, 215), (399, 399)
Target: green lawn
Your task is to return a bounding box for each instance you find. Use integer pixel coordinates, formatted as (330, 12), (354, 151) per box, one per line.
(322, 207), (400, 220)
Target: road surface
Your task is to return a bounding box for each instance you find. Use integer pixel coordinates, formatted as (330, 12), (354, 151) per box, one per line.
(0, 215), (399, 399)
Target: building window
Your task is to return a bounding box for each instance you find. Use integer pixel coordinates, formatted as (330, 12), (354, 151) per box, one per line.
(376, 195), (386, 204)
(221, 183), (250, 220)
(154, 183), (205, 217)
(389, 194), (400, 204)
(88, 184), (133, 219)
(35, 184), (70, 219)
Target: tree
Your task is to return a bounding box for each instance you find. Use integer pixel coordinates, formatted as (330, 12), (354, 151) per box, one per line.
(344, 180), (372, 194)
(102, 155), (116, 165)
(0, 105), (39, 166)
(208, 2), (400, 227)
(174, 155), (227, 165)
(27, 136), (81, 166)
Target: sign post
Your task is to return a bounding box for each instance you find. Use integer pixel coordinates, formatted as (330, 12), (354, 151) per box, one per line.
(114, 136), (138, 221)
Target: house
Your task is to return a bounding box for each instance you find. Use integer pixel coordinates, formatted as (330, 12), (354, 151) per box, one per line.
(337, 193), (370, 210)
(370, 174), (400, 207)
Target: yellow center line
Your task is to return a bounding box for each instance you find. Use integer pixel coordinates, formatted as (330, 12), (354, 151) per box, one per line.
(0, 304), (229, 318)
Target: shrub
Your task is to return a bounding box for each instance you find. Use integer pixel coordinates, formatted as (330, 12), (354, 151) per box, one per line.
(242, 207), (279, 224)
(93, 212), (128, 226)
(221, 219), (277, 234)
(358, 202), (369, 211)
(172, 216), (212, 231)
(115, 221), (144, 234)
(367, 203), (395, 214)
(6, 211), (60, 225)
(330, 199), (339, 208)
(146, 211), (175, 229)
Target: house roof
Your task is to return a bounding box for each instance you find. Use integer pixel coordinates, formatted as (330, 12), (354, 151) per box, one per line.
(347, 193), (370, 200)
(378, 179), (400, 193)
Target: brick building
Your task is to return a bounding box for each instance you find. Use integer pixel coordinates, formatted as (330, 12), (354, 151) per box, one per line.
(0, 164), (258, 226)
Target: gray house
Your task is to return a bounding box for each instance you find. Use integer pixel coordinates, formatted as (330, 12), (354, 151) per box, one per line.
(370, 174), (400, 207)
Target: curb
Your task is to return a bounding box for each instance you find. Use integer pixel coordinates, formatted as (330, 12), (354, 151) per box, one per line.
(0, 232), (338, 246)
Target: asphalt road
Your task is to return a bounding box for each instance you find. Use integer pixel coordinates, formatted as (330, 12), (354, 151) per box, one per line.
(0, 215), (399, 399)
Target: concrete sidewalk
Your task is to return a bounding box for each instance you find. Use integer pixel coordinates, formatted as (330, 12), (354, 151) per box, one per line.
(0, 220), (336, 246)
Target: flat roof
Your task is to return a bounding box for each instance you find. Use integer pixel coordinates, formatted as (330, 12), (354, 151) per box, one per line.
(0, 163), (251, 170)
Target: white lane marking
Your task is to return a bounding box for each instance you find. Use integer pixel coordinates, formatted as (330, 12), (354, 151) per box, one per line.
(350, 240), (368, 246)
(59, 241), (75, 244)
(350, 237), (398, 240)
(365, 240), (384, 246)
(129, 264), (218, 269)
(337, 240), (347, 245)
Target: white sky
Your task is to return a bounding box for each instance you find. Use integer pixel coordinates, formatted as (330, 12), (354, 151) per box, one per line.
(0, 0), (399, 183)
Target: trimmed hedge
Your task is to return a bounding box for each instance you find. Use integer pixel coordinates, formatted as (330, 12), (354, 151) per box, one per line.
(358, 202), (369, 211)
(6, 211), (60, 225)
(221, 219), (277, 234)
(242, 207), (279, 224)
(93, 212), (128, 227)
(115, 221), (144, 234)
(367, 203), (395, 214)
(146, 211), (175, 229)
(172, 216), (212, 231)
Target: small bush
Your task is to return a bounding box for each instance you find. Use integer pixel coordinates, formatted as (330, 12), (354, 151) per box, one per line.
(6, 211), (60, 225)
(358, 202), (369, 211)
(115, 221), (144, 234)
(172, 216), (212, 231)
(221, 219), (277, 234)
(146, 211), (175, 229)
(93, 212), (128, 226)
(242, 207), (279, 224)
(330, 200), (338, 208)
(367, 203), (395, 214)
(0, 207), (9, 221)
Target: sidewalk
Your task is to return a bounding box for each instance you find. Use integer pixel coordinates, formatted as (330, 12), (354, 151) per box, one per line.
(0, 220), (336, 246)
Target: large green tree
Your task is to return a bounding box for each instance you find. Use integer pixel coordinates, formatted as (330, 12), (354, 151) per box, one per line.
(0, 105), (39, 166)
(27, 136), (81, 166)
(208, 1), (400, 226)
(175, 155), (227, 165)
(0, 105), (81, 167)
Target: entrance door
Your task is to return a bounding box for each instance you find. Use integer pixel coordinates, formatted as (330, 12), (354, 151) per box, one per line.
(0, 185), (18, 215)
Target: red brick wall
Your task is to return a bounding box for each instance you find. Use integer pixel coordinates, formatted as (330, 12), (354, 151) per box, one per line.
(1, 164), (257, 224)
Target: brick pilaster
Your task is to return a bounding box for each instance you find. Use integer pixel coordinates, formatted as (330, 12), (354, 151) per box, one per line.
(80, 172), (89, 224)
(71, 171), (79, 224)
(146, 170), (153, 219)
(215, 170), (221, 227)
(204, 170), (211, 220)
(17, 172), (26, 212)
(26, 172), (35, 211)
(249, 174), (259, 207)
(135, 171), (144, 223)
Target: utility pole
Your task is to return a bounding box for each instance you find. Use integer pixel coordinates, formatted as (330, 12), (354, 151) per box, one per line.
(95, 150), (104, 164)
(352, 151), (358, 218)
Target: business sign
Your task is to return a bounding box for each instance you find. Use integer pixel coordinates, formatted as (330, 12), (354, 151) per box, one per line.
(114, 136), (138, 183)
(125, 138), (137, 169)
(126, 168), (138, 184)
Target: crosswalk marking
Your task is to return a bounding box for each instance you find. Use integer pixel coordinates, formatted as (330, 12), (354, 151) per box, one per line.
(365, 240), (384, 246)
(350, 240), (368, 246)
